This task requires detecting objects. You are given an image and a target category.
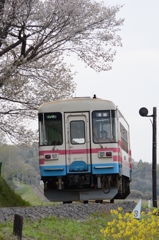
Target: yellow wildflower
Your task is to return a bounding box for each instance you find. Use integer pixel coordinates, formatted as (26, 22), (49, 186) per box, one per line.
(118, 207), (123, 211)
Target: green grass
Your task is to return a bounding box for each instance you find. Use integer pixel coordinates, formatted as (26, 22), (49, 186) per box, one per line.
(0, 177), (30, 207)
(15, 184), (43, 206)
(1, 209), (159, 240)
(0, 213), (108, 240)
(15, 184), (56, 206)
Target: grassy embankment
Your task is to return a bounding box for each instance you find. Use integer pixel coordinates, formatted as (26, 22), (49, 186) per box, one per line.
(0, 178), (159, 239)
(15, 184), (46, 206)
(0, 177), (30, 207)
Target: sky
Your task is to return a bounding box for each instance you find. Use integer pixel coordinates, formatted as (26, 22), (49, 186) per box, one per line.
(72, 0), (159, 163)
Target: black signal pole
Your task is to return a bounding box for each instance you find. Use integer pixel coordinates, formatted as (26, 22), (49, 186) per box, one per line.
(139, 107), (157, 208)
(152, 107), (157, 208)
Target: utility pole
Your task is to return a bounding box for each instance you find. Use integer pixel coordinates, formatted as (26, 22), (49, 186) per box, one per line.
(139, 107), (157, 208)
(152, 107), (157, 207)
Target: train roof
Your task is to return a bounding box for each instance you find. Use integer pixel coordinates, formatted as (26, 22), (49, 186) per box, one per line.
(38, 97), (117, 113)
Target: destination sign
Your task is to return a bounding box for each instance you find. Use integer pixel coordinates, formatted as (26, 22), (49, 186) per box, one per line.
(46, 115), (57, 119)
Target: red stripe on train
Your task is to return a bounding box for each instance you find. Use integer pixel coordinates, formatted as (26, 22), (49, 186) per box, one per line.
(39, 148), (119, 156)
(91, 148), (118, 153)
(39, 159), (44, 165)
(113, 156), (118, 162)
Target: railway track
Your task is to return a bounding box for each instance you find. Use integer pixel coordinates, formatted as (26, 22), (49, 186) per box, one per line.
(0, 200), (138, 224)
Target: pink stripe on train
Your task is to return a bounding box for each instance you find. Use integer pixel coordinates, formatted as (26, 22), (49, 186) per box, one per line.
(39, 147), (118, 156)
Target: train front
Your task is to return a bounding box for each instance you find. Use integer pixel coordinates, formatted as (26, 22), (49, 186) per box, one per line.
(38, 98), (131, 202)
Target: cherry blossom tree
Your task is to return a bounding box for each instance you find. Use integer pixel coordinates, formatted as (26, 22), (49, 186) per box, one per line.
(0, 0), (124, 143)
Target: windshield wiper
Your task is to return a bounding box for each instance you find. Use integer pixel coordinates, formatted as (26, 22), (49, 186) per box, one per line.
(93, 132), (103, 148)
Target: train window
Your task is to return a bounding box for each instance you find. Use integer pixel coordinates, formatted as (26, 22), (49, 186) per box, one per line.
(92, 110), (116, 143)
(111, 110), (116, 141)
(120, 123), (128, 153)
(117, 110), (129, 153)
(39, 113), (44, 145)
(70, 121), (85, 144)
(38, 112), (63, 146)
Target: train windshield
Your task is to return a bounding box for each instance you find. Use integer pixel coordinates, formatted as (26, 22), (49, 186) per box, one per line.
(38, 112), (62, 146)
(92, 110), (116, 143)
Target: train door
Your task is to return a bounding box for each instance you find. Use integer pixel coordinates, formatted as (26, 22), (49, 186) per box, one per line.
(65, 112), (91, 173)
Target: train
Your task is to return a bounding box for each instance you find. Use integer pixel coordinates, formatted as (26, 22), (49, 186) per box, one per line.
(38, 95), (132, 203)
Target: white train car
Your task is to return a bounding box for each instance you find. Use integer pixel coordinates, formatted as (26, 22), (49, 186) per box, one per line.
(38, 96), (132, 202)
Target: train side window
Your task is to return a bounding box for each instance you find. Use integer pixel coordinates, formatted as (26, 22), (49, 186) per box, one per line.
(70, 121), (85, 144)
(120, 123), (128, 153)
(117, 110), (129, 153)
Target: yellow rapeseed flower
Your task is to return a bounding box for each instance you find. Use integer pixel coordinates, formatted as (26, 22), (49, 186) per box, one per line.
(113, 210), (118, 215)
(100, 207), (159, 239)
(118, 207), (123, 211)
(111, 228), (114, 233)
(153, 208), (159, 216)
(118, 213), (122, 219)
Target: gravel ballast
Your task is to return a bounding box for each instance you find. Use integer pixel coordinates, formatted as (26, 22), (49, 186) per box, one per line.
(0, 201), (140, 223)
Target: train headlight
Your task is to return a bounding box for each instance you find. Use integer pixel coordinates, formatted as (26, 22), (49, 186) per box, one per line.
(52, 154), (59, 160)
